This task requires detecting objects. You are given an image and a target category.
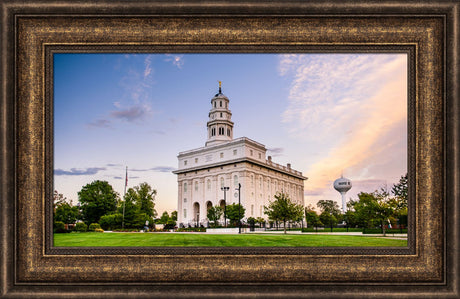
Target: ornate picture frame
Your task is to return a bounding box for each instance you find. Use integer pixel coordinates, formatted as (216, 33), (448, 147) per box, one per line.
(1, 1), (458, 297)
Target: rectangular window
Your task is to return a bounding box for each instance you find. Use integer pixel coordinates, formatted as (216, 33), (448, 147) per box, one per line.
(184, 198), (187, 203)
(250, 150), (253, 156)
(220, 152), (224, 158)
(184, 160), (187, 166)
(233, 149), (237, 155)
(183, 209), (187, 218)
(195, 158), (198, 163)
(258, 153), (261, 159)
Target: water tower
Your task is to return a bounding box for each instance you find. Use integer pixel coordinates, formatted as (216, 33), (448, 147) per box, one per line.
(333, 175), (352, 213)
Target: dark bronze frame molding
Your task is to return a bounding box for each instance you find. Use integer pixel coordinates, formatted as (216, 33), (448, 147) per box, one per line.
(1, 1), (458, 298)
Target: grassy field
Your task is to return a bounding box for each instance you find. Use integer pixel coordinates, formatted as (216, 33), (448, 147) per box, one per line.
(54, 232), (407, 247)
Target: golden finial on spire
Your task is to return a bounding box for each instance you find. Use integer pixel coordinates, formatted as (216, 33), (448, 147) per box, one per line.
(218, 81), (222, 93)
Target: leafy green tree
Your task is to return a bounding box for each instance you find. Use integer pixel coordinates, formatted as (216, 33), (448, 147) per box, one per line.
(317, 200), (341, 217)
(225, 203), (245, 227)
(99, 213), (123, 230)
(159, 211), (170, 224)
(391, 174), (408, 228)
(120, 182), (157, 229)
(119, 188), (139, 228)
(54, 201), (80, 224)
(78, 180), (119, 225)
(350, 189), (397, 235)
(391, 173), (408, 207)
(171, 211), (178, 222)
(134, 182), (157, 218)
(206, 206), (223, 227)
(305, 205), (322, 228)
(264, 192), (304, 234)
(320, 212), (337, 230)
(255, 217), (266, 227)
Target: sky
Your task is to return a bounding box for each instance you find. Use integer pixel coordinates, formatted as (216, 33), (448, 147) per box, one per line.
(54, 53), (407, 214)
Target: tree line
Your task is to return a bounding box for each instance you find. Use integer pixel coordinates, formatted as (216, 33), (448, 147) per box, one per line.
(53, 180), (177, 232)
(305, 174), (408, 235)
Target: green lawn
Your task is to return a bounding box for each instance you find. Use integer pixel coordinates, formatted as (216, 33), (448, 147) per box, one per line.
(54, 232), (407, 247)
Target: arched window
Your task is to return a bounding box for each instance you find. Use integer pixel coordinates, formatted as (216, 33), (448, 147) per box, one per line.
(220, 112), (223, 118)
(227, 129), (230, 136)
(220, 101), (222, 107)
(234, 175), (238, 187)
(214, 102), (216, 108)
(211, 127), (216, 136)
(184, 182), (187, 193)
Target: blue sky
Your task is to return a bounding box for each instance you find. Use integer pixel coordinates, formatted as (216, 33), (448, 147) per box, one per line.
(54, 53), (407, 214)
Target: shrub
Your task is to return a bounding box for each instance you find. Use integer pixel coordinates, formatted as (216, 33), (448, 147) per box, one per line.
(88, 223), (101, 231)
(94, 228), (104, 233)
(99, 213), (123, 231)
(74, 222), (88, 232)
(54, 221), (66, 233)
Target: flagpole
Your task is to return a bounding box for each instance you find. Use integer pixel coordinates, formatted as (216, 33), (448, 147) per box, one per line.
(122, 166), (127, 229)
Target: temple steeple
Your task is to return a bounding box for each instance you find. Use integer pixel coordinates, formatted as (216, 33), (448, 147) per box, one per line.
(205, 82), (234, 146)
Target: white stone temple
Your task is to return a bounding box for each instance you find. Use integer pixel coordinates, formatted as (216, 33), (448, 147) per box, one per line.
(172, 82), (307, 227)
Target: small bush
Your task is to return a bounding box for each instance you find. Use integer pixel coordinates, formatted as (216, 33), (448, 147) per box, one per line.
(88, 223), (101, 231)
(74, 222), (88, 232)
(54, 221), (67, 233)
(94, 228), (104, 233)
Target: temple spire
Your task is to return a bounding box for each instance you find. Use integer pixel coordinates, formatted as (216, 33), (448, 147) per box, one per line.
(218, 81), (222, 93)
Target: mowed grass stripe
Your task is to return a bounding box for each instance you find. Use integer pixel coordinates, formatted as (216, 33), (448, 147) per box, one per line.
(54, 233), (407, 247)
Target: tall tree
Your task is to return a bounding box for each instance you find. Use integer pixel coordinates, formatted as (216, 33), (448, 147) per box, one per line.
(350, 189), (397, 236)
(171, 211), (178, 222)
(78, 180), (118, 225)
(134, 182), (157, 218)
(225, 203), (245, 227)
(206, 206), (223, 227)
(264, 192), (304, 234)
(120, 188), (139, 228)
(120, 182), (157, 229)
(316, 200), (341, 217)
(304, 205), (322, 229)
(54, 201), (80, 224)
(159, 211), (170, 224)
(391, 173), (408, 209)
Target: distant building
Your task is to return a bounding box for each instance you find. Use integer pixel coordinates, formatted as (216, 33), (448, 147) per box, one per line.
(172, 83), (307, 227)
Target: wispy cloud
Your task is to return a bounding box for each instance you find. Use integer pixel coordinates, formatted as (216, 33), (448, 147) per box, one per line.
(279, 54), (407, 204)
(106, 163), (122, 167)
(144, 55), (154, 79)
(87, 119), (111, 128)
(110, 104), (152, 122)
(151, 166), (176, 173)
(130, 166), (177, 173)
(55, 167), (106, 176)
(165, 54), (184, 69)
(267, 147), (284, 157)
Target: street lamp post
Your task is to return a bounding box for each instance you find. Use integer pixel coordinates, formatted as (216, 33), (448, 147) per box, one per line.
(236, 183), (241, 234)
(221, 186), (229, 227)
